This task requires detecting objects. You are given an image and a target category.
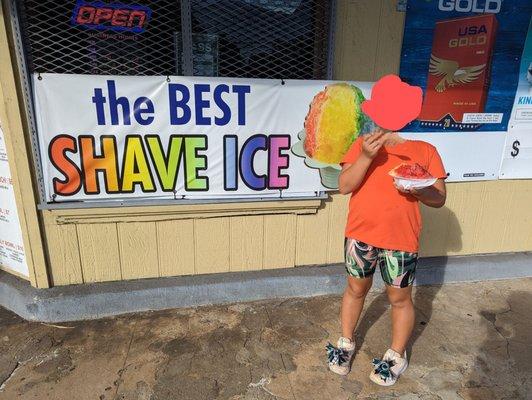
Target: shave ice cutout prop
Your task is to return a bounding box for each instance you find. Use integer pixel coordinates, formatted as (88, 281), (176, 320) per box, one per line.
(291, 83), (371, 189)
(292, 75), (424, 189)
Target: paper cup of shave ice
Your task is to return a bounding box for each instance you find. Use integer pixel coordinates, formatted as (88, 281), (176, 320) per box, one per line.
(392, 177), (437, 190)
(389, 163), (437, 190)
(291, 130), (342, 189)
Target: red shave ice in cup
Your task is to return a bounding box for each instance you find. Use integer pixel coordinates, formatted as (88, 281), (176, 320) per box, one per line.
(389, 163), (436, 190)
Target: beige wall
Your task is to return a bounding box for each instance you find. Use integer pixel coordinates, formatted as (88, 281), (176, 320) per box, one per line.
(1, 0), (531, 287)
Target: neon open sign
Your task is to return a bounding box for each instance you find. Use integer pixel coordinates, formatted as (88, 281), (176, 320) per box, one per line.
(71, 1), (152, 33)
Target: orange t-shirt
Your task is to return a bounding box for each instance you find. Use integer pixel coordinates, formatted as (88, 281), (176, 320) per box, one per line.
(341, 138), (447, 253)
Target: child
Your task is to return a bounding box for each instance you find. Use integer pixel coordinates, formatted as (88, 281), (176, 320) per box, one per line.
(326, 76), (447, 386)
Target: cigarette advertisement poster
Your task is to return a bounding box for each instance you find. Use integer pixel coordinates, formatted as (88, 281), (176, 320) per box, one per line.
(399, 0), (532, 132)
(500, 16), (532, 179)
(0, 122), (29, 277)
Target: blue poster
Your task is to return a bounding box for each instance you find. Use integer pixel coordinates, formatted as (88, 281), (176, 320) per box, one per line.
(400, 0), (532, 132)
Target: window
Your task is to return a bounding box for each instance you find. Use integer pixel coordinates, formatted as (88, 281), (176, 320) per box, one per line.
(18, 0), (334, 79)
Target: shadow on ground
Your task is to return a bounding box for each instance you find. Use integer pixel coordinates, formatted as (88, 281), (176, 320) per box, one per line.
(355, 207), (463, 362)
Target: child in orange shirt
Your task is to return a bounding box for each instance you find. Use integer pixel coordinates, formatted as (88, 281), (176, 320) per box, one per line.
(326, 76), (447, 386)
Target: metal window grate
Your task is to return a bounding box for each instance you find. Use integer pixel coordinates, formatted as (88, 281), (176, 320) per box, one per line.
(188, 0), (332, 79)
(16, 0), (333, 79)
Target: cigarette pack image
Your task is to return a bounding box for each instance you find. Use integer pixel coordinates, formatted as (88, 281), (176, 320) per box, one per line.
(419, 14), (498, 128)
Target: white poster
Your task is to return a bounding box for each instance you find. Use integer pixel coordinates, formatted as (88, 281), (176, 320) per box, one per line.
(0, 122), (29, 277)
(500, 18), (532, 179)
(33, 74), (506, 204)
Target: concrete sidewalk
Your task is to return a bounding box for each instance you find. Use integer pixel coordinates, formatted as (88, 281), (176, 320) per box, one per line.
(0, 278), (531, 400)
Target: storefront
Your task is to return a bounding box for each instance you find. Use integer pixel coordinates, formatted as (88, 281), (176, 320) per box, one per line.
(1, 0), (531, 291)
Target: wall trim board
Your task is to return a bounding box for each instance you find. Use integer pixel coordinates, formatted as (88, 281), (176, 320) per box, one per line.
(42, 199), (323, 225)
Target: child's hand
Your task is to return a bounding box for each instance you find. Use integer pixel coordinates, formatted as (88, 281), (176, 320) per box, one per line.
(362, 130), (386, 159)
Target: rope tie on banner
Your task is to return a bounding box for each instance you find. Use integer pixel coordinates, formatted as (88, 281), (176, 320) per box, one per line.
(166, 75), (170, 83)
(171, 191), (185, 200)
(37, 72), (42, 81)
(281, 78), (285, 85)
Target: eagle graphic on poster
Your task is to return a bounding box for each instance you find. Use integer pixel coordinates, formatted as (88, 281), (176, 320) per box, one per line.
(428, 55), (486, 92)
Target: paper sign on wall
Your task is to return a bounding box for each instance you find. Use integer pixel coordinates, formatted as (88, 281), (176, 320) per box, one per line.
(500, 17), (532, 179)
(0, 122), (29, 277)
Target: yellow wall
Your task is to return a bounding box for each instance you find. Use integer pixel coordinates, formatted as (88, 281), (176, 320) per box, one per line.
(2, 0), (531, 287)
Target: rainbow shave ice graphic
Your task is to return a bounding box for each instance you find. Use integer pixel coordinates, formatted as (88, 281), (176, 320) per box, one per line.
(292, 83), (368, 189)
(304, 83), (366, 164)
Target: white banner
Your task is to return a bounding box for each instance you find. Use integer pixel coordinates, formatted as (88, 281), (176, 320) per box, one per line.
(33, 74), (506, 203)
(0, 122), (29, 277)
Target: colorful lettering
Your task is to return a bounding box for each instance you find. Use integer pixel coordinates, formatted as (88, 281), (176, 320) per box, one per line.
(121, 136), (155, 192)
(223, 135), (238, 190)
(79, 135), (119, 194)
(268, 135), (290, 189)
(240, 135), (267, 190)
(146, 135), (183, 191)
(49, 135), (82, 196)
(184, 136), (208, 191)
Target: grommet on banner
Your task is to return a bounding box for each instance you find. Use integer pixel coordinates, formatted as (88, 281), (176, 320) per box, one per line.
(37, 72), (42, 81)
(51, 194), (56, 202)
(166, 75), (170, 83)
(281, 78), (285, 85)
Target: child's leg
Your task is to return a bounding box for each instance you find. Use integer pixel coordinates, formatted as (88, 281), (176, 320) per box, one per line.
(341, 275), (373, 340)
(370, 250), (417, 385)
(378, 249), (418, 354)
(342, 239), (379, 340)
(385, 285), (415, 354)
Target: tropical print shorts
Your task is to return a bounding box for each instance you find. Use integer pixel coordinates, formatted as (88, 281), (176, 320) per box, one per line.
(344, 238), (418, 288)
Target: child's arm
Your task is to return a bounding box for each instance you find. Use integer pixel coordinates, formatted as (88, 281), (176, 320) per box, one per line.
(338, 131), (385, 194)
(396, 179), (446, 208)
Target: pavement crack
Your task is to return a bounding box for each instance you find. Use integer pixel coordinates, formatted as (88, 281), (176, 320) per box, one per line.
(264, 307), (274, 328)
(275, 299), (291, 308)
(0, 361), (20, 391)
(490, 306), (512, 360)
(243, 332), (250, 349)
(279, 349), (297, 400)
(113, 321), (138, 398)
(285, 375), (297, 400)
